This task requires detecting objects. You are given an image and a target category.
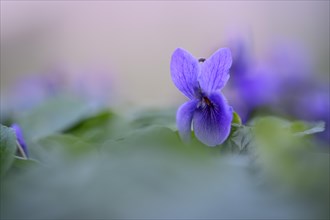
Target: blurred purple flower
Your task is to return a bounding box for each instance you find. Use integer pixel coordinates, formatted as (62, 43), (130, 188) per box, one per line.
(171, 48), (233, 146)
(10, 123), (28, 158)
(266, 42), (329, 126)
(293, 85), (330, 142)
(266, 41), (312, 84)
(4, 69), (65, 113)
(228, 37), (329, 143)
(295, 87), (329, 122)
(69, 67), (114, 108)
(2, 66), (114, 119)
(228, 38), (280, 122)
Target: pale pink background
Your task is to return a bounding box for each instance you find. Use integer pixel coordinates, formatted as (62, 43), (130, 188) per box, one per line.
(1, 1), (329, 107)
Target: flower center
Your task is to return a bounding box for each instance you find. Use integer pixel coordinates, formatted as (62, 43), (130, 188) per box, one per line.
(203, 96), (212, 107)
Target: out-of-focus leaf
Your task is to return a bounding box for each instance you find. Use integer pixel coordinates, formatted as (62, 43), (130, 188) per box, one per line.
(17, 95), (105, 140)
(35, 134), (95, 161)
(251, 116), (325, 137)
(102, 126), (211, 160)
(1, 128), (326, 219)
(66, 110), (124, 143)
(16, 94), (100, 141)
(0, 125), (17, 177)
(222, 124), (254, 153)
(292, 121), (325, 136)
(129, 108), (176, 130)
(253, 117), (329, 213)
(1, 111), (329, 220)
(11, 157), (40, 172)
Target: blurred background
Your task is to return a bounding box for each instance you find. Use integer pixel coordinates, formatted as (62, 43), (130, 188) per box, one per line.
(1, 2), (329, 219)
(1, 1), (329, 108)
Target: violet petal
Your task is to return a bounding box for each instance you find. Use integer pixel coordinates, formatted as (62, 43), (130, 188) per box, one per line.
(170, 48), (200, 99)
(176, 100), (198, 142)
(199, 48), (232, 94)
(193, 92), (233, 146)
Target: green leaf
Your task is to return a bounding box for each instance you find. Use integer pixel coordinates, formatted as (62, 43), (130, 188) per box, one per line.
(232, 111), (242, 125)
(67, 108), (177, 144)
(291, 121), (325, 136)
(66, 110), (120, 143)
(36, 134), (94, 160)
(223, 125), (254, 153)
(101, 125), (212, 161)
(253, 117), (329, 194)
(0, 124), (17, 177)
(16, 94), (100, 141)
(2, 118), (329, 219)
(129, 108), (176, 130)
(11, 157), (40, 172)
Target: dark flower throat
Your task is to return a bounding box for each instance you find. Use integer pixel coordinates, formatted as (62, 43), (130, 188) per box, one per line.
(203, 96), (212, 107)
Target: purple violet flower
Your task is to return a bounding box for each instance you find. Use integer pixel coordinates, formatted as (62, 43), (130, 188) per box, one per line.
(10, 124), (28, 158)
(4, 70), (64, 113)
(171, 48), (233, 146)
(227, 37), (280, 122)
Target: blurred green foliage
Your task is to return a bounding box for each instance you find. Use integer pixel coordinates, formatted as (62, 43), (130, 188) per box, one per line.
(0, 95), (329, 219)
(0, 125), (17, 177)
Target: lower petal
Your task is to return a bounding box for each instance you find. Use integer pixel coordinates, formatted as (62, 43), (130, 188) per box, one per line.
(193, 93), (233, 146)
(176, 100), (198, 142)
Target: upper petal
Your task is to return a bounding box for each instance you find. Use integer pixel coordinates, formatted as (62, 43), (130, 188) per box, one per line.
(176, 100), (198, 142)
(193, 93), (233, 146)
(199, 48), (232, 94)
(170, 48), (200, 99)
